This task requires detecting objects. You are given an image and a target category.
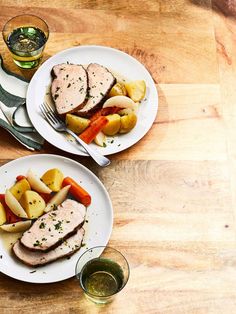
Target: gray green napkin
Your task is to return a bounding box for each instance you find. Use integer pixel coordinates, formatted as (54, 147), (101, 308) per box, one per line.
(0, 55), (44, 150)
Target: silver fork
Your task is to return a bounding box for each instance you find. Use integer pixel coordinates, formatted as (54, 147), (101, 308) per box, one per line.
(40, 103), (111, 167)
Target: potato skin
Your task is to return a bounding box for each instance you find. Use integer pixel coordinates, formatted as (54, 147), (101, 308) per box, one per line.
(41, 168), (64, 192)
(10, 178), (31, 201)
(66, 114), (90, 134)
(102, 114), (121, 136)
(19, 191), (45, 219)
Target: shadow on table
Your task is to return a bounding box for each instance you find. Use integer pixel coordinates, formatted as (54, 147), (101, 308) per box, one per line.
(0, 273), (112, 312)
(190, 0), (236, 18)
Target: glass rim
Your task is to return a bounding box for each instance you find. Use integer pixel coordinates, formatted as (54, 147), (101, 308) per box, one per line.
(2, 14), (49, 53)
(75, 245), (130, 299)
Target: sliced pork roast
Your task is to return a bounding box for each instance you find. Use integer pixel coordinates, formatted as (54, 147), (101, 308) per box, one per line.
(13, 228), (85, 267)
(76, 63), (116, 117)
(20, 199), (86, 252)
(51, 64), (88, 115)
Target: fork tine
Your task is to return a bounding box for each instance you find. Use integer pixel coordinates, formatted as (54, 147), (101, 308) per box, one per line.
(40, 104), (56, 125)
(41, 103), (57, 124)
(43, 102), (60, 123)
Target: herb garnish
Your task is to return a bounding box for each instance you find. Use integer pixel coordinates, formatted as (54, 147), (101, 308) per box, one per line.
(39, 222), (46, 229)
(33, 240), (41, 247)
(54, 221), (63, 230)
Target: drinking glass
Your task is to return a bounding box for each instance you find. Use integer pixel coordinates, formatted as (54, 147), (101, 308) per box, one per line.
(2, 14), (49, 69)
(75, 246), (130, 304)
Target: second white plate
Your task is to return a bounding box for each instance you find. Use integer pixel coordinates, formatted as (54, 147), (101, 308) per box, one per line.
(0, 154), (113, 283)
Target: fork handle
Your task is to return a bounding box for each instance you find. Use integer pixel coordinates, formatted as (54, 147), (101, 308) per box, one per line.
(66, 128), (111, 167)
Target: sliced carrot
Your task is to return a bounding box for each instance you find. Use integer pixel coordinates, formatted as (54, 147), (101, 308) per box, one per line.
(90, 107), (120, 122)
(62, 177), (91, 206)
(89, 110), (103, 123)
(79, 116), (108, 144)
(16, 175), (26, 182)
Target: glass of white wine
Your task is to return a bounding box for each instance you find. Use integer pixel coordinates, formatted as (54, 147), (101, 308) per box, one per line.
(2, 14), (49, 69)
(75, 246), (130, 304)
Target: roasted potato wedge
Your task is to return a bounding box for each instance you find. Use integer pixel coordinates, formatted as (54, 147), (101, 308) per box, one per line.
(66, 114), (90, 134)
(10, 178), (31, 201)
(102, 114), (121, 136)
(41, 168), (64, 192)
(125, 80), (146, 102)
(119, 112), (137, 134)
(19, 190), (46, 219)
(108, 82), (127, 97)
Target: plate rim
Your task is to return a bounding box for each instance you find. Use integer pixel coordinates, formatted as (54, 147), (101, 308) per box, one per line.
(0, 153), (113, 284)
(26, 44), (158, 156)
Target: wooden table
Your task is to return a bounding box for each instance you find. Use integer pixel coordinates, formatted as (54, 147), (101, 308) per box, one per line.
(1, 0), (236, 313)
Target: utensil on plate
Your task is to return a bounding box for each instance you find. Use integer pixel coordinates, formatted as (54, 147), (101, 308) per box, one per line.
(40, 103), (111, 167)
(75, 246), (130, 304)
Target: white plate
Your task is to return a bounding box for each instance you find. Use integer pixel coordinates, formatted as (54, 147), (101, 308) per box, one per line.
(26, 45), (158, 156)
(0, 154), (113, 283)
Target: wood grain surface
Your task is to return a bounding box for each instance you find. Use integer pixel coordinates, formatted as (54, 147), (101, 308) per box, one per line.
(1, 0), (236, 313)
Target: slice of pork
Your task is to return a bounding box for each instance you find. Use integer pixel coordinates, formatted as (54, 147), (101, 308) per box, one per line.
(76, 63), (116, 117)
(13, 228), (85, 267)
(20, 199), (86, 252)
(51, 63), (88, 115)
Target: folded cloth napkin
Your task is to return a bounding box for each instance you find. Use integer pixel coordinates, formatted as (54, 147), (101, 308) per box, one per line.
(0, 55), (44, 150)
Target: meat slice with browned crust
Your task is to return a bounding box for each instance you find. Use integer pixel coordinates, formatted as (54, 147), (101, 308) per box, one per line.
(13, 228), (85, 267)
(76, 63), (116, 117)
(20, 199), (86, 252)
(51, 63), (88, 115)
